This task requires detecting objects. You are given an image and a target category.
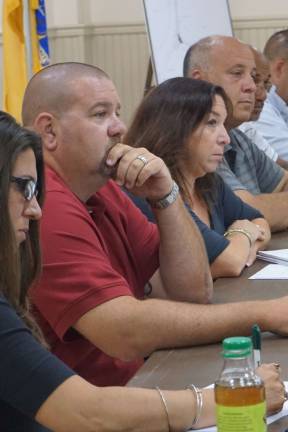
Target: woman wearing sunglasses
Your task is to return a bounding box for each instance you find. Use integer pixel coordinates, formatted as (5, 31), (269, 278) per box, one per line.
(0, 110), (284, 431)
(124, 78), (271, 279)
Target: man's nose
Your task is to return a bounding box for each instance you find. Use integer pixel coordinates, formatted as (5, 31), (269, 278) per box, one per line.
(243, 75), (257, 93)
(255, 84), (267, 102)
(109, 116), (127, 138)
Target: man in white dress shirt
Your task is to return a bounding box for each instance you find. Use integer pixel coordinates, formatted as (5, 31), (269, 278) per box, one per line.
(239, 48), (288, 169)
(255, 30), (288, 160)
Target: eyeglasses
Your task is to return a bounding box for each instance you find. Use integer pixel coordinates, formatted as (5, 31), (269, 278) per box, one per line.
(10, 176), (38, 201)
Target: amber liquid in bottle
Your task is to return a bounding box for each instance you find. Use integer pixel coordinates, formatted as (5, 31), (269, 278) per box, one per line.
(215, 337), (266, 431)
(215, 384), (265, 406)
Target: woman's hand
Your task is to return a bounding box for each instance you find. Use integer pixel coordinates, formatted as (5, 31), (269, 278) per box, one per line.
(257, 363), (286, 415)
(228, 219), (265, 244)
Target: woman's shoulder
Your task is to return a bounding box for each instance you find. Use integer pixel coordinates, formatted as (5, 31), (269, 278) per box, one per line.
(0, 293), (14, 310)
(213, 174), (237, 200)
(0, 293), (30, 331)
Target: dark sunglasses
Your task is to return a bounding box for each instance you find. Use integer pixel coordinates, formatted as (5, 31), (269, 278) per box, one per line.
(10, 176), (38, 201)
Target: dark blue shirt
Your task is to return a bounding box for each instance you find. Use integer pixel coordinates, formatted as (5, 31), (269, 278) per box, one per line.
(0, 294), (75, 431)
(125, 176), (262, 263)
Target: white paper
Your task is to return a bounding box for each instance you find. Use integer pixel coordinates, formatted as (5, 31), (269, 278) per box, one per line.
(189, 382), (288, 432)
(257, 249), (288, 266)
(258, 249), (288, 260)
(249, 264), (288, 280)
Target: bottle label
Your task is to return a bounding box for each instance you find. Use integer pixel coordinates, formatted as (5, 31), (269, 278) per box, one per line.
(216, 402), (266, 432)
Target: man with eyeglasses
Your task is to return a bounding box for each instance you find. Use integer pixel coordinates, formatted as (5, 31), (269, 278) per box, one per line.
(22, 62), (288, 388)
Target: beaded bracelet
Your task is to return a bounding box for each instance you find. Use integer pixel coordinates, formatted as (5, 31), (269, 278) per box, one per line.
(186, 384), (203, 429)
(155, 387), (171, 432)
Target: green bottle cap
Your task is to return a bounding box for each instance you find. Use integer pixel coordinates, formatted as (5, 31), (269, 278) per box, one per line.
(222, 336), (252, 358)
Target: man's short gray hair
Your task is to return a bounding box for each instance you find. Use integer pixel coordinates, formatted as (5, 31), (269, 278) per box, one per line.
(183, 36), (222, 77)
(264, 30), (288, 62)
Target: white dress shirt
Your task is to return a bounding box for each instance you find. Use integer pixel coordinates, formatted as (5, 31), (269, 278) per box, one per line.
(254, 86), (288, 160)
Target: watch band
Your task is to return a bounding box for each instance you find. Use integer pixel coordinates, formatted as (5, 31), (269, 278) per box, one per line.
(148, 181), (179, 209)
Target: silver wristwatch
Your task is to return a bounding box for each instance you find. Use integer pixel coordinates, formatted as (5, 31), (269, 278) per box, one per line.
(149, 181), (179, 209)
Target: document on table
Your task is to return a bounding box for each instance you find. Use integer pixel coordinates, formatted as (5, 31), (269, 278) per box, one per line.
(249, 264), (288, 280)
(257, 249), (288, 266)
(189, 382), (288, 432)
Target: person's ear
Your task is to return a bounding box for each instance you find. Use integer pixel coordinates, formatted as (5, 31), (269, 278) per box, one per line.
(188, 68), (206, 80)
(33, 113), (57, 151)
(271, 58), (286, 83)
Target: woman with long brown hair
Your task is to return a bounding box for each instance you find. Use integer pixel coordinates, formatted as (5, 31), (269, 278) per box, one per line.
(0, 110), (283, 431)
(124, 78), (271, 279)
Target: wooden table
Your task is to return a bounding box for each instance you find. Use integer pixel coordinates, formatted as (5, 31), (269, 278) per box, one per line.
(128, 232), (288, 390)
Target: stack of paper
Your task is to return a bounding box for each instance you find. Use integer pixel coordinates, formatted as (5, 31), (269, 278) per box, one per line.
(250, 249), (288, 279)
(257, 249), (288, 266)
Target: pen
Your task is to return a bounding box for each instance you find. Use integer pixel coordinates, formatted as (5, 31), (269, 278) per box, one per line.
(252, 324), (261, 368)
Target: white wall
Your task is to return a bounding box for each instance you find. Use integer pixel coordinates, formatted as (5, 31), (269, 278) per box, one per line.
(1, 0), (287, 30)
(45, 0), (79, 26)
(44, 0), (288, 27)
(36, 0), (146, 27)
(0, 0), (287, 30)
(45, 0), (288, 26)
(229, 0), (288, 19)
(43, 0), (144, 26)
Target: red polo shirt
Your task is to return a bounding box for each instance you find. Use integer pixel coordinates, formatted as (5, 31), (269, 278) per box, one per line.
(30, 167), (159, 386)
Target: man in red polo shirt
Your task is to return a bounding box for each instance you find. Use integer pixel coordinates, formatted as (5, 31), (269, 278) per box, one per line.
(22, 62), (212, 386)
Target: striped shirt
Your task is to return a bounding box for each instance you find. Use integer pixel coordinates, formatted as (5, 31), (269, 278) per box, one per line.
(217, 128), (284, 194)
(238, 122), (278, 162)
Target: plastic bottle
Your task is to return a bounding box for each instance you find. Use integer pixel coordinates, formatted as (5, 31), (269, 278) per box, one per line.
(215, 336), (266, 432)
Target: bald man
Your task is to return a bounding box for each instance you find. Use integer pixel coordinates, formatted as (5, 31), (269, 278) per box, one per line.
(22, 62), (288, 388)
(184, 35), (288, 232)
(22, 62), (213, 386)
(255, 30), (288, 160)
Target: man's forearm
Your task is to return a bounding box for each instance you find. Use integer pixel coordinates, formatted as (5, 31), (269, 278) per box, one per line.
(153, 196), (213, 304)
(235, 189), (288, 232)
(129, 296), (272, 357)
(75, 293), (288, 362)
(250, 193), (288, 232)
(97, 295), (282, 361)
(277, 157), (288, 171)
